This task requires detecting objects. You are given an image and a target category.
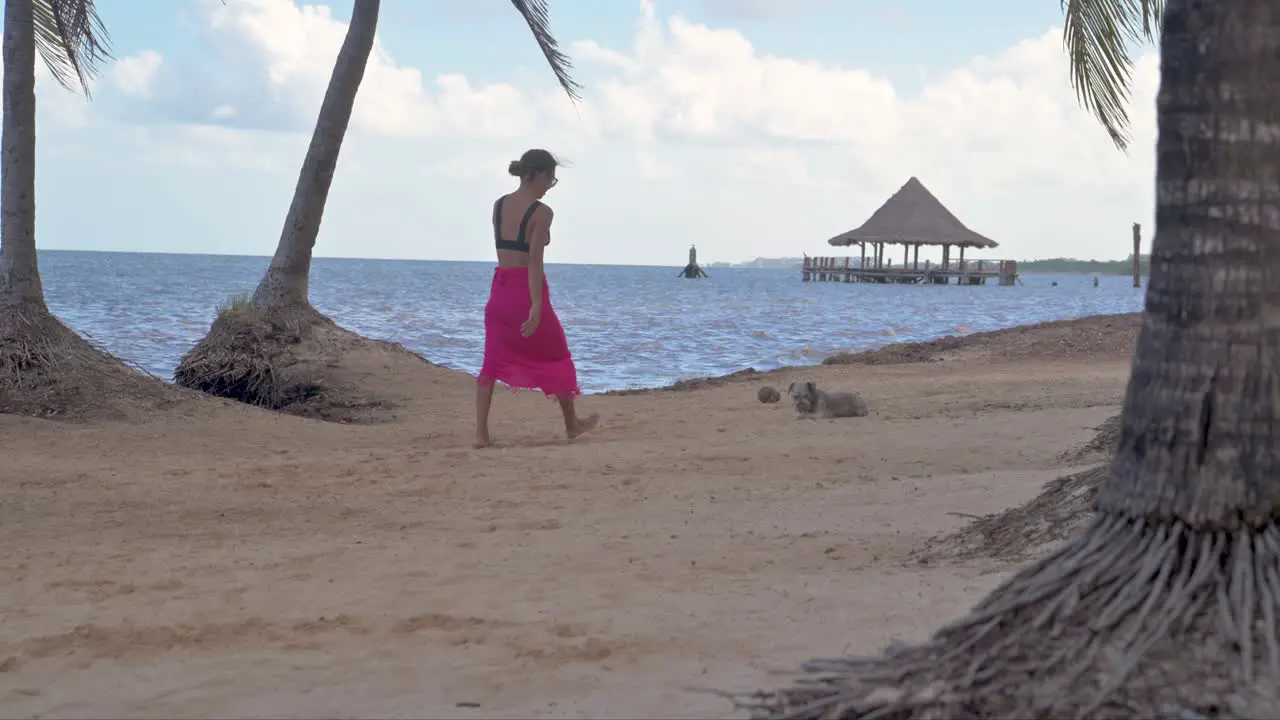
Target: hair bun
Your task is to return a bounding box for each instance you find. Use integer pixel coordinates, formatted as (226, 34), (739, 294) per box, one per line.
(507, 160), (523, 176)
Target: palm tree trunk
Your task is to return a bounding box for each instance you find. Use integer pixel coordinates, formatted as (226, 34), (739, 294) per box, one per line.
(251, 0), (378, 310)
(749, 0), (1280, 716)
(0, 0), (47, 312)
(1100, 0), (1280, 528)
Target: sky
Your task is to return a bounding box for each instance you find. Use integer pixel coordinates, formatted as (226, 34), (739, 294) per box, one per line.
(32, 0), (1160, 266)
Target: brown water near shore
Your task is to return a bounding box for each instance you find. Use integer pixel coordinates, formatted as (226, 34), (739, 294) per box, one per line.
(1, 313), (1140, 718)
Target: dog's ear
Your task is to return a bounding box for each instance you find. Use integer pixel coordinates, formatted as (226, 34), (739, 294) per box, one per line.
(806, 381), (817, 395)
(786, 382), (795, 395)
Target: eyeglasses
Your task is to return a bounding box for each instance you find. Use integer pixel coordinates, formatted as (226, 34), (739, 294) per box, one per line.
(549, 177), (559, 188)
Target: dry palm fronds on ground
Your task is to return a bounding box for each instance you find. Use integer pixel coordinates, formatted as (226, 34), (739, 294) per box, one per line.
(0, 307), (175, 421)
(917, 415), (1120, 564)
(738, 409), (1280, 718)
(740, 512), (1280, 718)
(824, 314), (1140, 367)
(173, 304), (425, 424)
(915, 464), (1104, 565)
(1058, 414), (1122, 465)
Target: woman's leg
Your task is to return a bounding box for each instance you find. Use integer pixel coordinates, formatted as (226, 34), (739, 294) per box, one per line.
(556, 393), (599, 440)
(475, 379), (496, 448)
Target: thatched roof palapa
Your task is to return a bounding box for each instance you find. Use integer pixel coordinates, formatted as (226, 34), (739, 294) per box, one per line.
(828, 177), (998, 249)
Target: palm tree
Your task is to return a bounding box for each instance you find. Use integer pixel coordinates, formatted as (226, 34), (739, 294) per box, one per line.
(173, 0), (581, 421)
(748, 0), (1280, 717)
(0, 0), (148, 417)
(1061, 0), (1161, 150)
(1, 0), (111, 308)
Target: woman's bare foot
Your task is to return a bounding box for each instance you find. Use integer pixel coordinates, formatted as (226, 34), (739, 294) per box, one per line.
(474, 432), (492, 449)
(567, 413), (600, 441)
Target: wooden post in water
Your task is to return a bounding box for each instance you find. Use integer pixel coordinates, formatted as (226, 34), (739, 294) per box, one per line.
(1131, 223), (1141, 288)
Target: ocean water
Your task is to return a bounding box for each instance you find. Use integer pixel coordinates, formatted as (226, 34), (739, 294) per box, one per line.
(40, 250), (1146, 393)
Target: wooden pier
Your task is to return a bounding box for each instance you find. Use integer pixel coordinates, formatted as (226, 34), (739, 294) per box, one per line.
(808, 176), (1017, 287)
(803, 255), (1018, 285)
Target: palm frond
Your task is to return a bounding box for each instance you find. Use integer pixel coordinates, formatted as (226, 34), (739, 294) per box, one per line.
(510, 0), (582, 102)
(33, 0), (112, 98)
(1061, 0), (1162, 150)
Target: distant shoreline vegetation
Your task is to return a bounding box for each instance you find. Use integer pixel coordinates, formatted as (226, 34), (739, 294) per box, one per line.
(707, 254), (1151, 275)
(1017, 256), (1150, 275)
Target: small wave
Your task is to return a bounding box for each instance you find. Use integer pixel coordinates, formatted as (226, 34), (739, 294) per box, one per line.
(411, 334), (471, 349)
(782, 345), (820, 361)
(563, 317), (612, 327)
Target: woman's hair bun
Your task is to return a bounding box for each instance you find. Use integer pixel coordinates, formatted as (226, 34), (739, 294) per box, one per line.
(508, 149), (557, 178)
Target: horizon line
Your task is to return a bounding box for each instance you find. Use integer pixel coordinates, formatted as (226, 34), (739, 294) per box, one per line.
(37, 247), (688, 269)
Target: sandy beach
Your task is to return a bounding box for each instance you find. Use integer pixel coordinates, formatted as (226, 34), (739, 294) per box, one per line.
(1, 313), (1140, 719)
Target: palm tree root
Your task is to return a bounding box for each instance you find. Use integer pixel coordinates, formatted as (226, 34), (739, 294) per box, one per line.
(0, 306), (172, 420)
(740, 512), (1280, 719)
(173, 303), (423, 424)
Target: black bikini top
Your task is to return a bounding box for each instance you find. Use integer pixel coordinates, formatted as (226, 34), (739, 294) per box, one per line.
(493, 197), (547, 253)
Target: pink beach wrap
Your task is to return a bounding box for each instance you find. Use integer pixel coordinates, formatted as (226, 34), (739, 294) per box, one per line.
(477, 266), (580, 397)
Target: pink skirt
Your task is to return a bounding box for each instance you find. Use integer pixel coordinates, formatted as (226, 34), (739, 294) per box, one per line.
(477, 267), (580, 397)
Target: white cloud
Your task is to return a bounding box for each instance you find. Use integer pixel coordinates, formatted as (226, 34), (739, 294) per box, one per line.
(142, 124), (299, 171)
(30, 65), (96, 129)
(571, 0), (1156, 198)
(110, 50), (162, 98)
(41, 0), (1160, 266)
(203, 0), (536, 138)
(697, 0), (833, 21)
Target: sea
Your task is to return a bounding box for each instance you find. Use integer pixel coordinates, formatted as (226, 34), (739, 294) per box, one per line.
(40, 250), (1146, 394)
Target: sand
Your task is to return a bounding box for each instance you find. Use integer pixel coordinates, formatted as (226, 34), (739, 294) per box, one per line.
(0, 314), (1139, 719)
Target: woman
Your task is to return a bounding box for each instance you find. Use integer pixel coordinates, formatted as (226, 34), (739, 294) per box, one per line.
(475, 148), (599, 448)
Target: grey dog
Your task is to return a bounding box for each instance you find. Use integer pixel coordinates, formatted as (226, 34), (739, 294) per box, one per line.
(787, 380), (869, 419)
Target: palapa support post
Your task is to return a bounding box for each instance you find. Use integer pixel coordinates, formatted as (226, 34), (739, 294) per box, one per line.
(677, 244), (708, 279)
(1132, 222), (1142, 288)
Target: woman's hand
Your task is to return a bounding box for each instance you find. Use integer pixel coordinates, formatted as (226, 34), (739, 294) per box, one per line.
(521, 307), (542, 337)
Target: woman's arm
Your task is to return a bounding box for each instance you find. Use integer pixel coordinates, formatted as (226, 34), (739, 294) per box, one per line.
(527, 205), (553, 310)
